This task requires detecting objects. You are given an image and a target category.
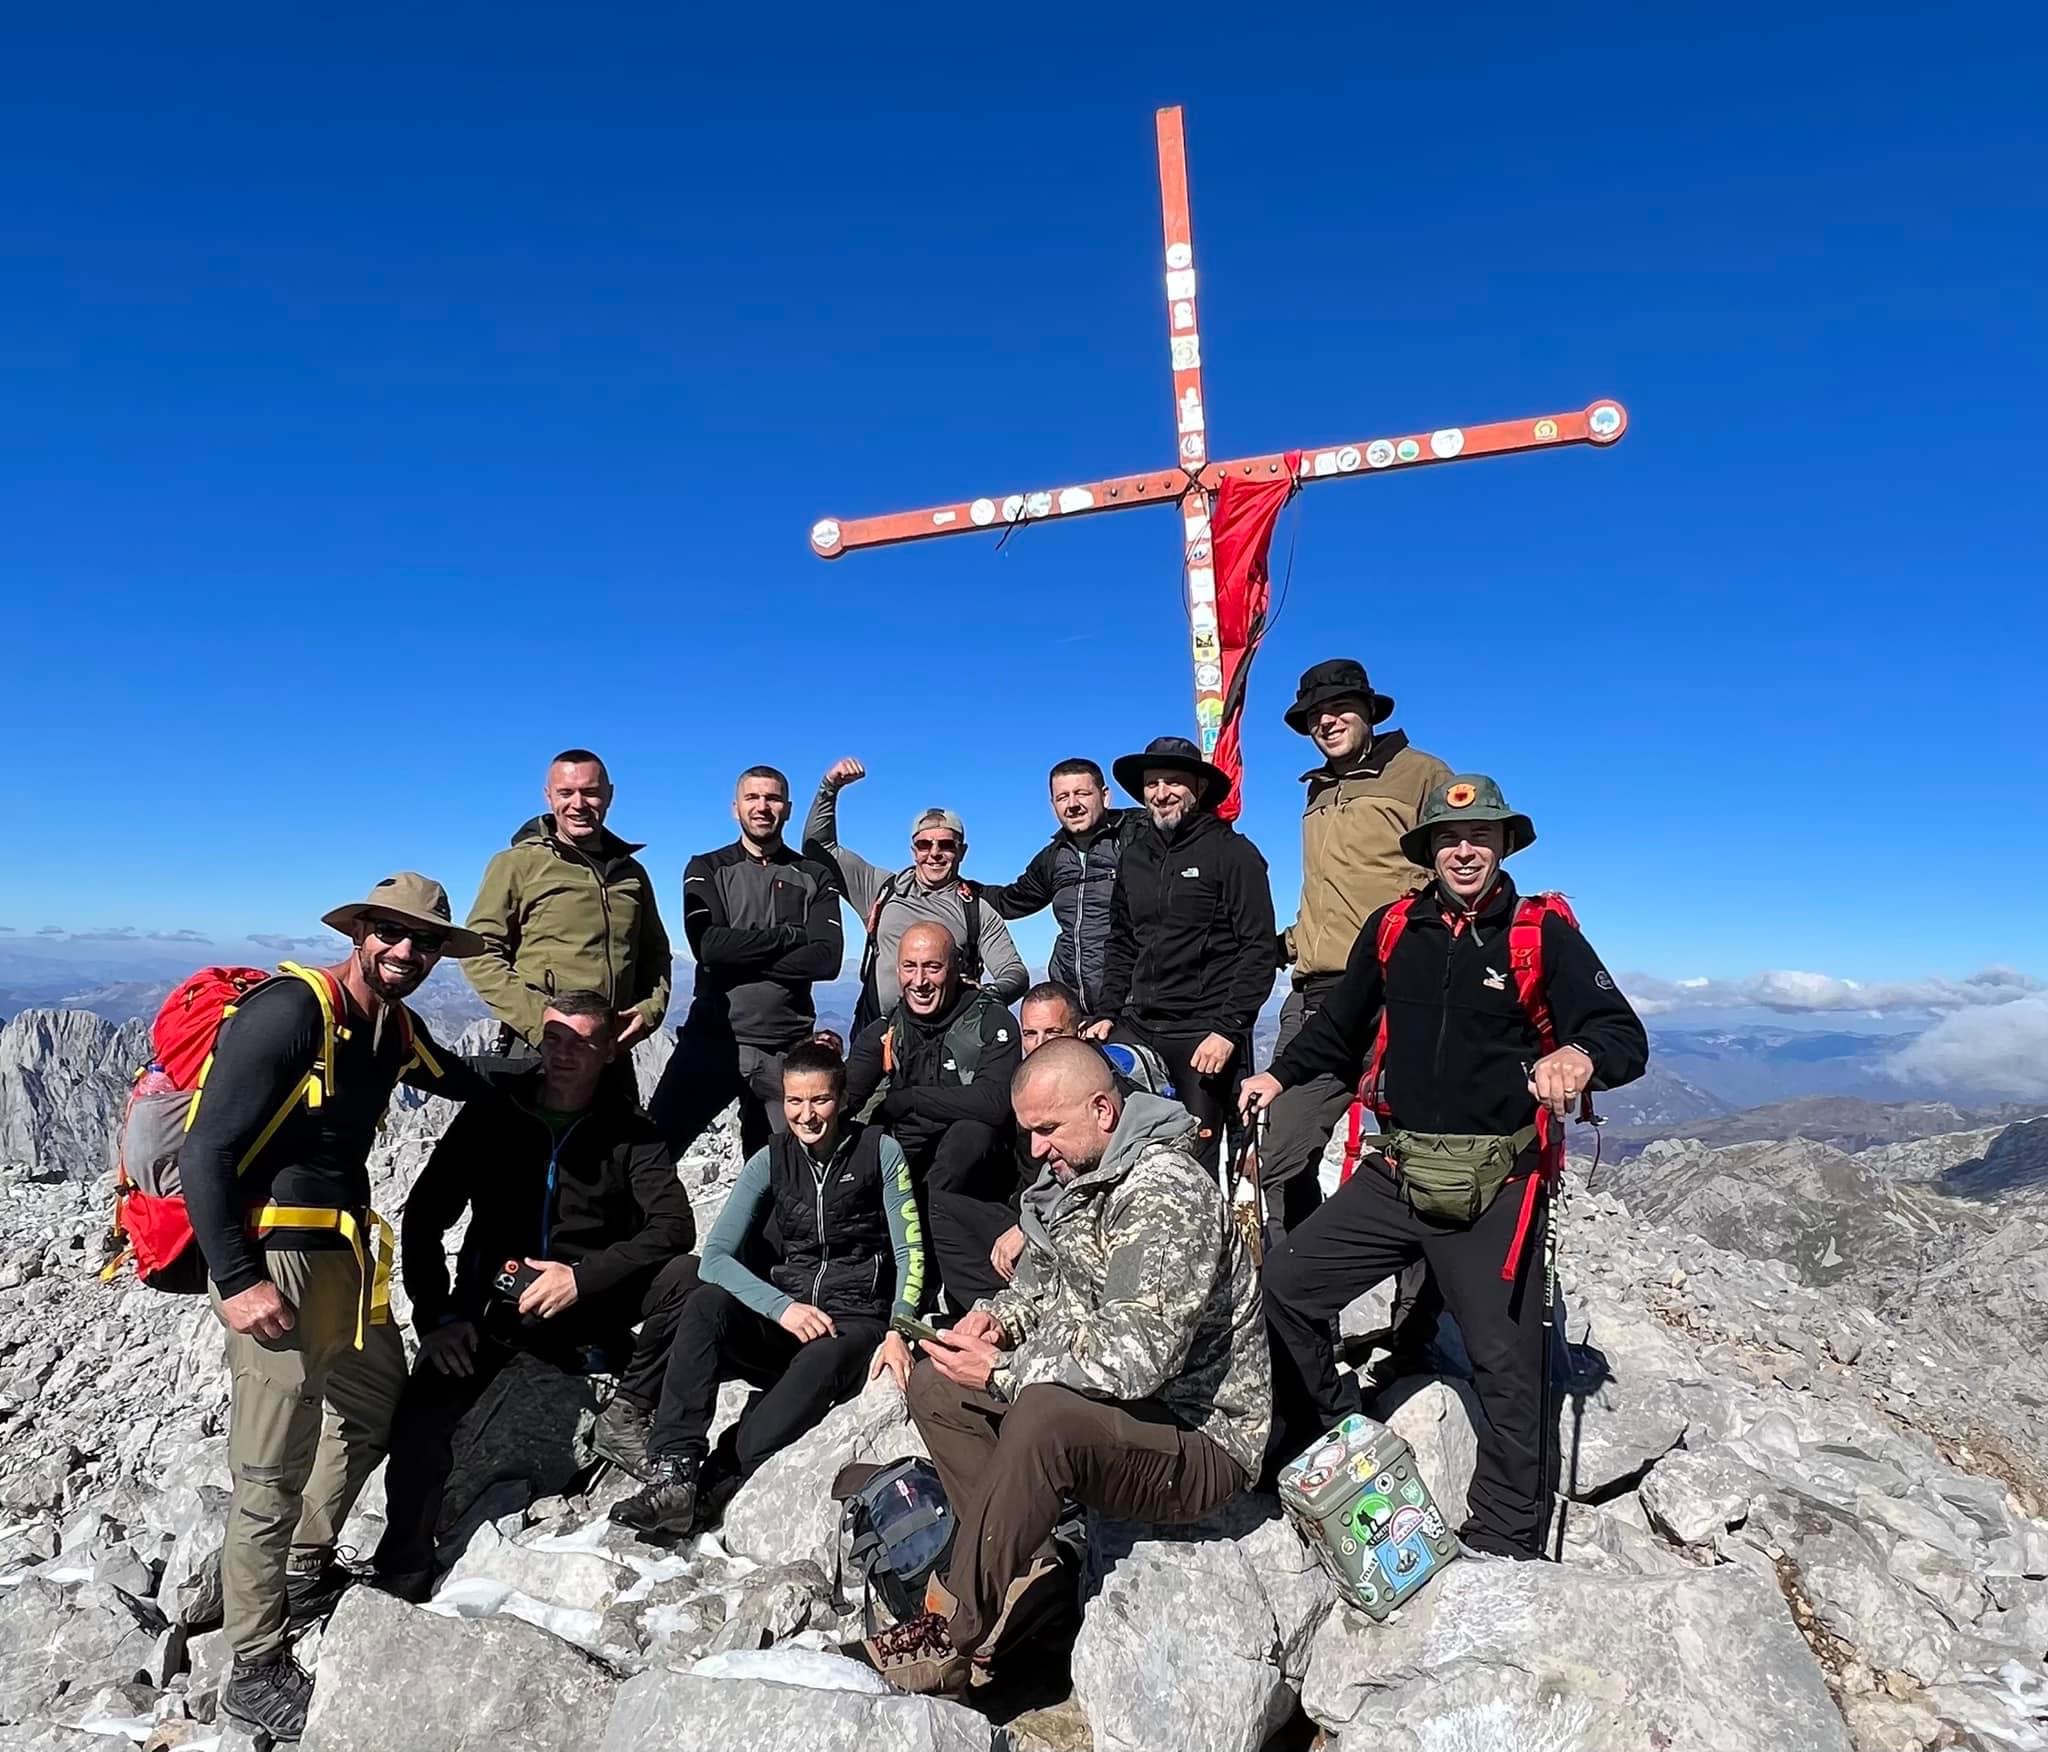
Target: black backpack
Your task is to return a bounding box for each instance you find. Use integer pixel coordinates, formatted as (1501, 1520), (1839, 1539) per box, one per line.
(829, 1457), (957, 1634)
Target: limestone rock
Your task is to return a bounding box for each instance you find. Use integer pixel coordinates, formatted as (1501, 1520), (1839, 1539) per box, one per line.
(1639, 1445), (1769, 1546)
(1303, 1560), (1851, 1752)
(601, 1663), (995, 1751)
(1071, 1496), (1332, 1752)
(720, 1379), (927, 1573)
(1372, 1375), (1481, 1530)
(299, 1587), (615, 1752)
(0, 1578), (163, 1726)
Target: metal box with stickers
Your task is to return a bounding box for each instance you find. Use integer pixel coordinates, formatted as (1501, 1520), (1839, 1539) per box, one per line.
(1276, 1412), (1460, 1619)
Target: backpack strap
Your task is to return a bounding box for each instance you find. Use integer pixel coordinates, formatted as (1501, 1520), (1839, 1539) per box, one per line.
(183, 962), (345, 1168)
(1498, 893), (1595, 1284)
(1340, 895), (1418, 1184)
(958, 884), (984, 983)
(858, 871), (907, 1009)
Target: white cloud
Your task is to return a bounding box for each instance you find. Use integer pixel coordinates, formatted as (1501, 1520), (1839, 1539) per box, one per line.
(1620, 966), (2042, 1018)
(1887, 997), (2048, 1101)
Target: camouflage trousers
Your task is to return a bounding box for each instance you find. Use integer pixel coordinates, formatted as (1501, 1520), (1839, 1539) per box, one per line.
(214, 1248), (406, 1662)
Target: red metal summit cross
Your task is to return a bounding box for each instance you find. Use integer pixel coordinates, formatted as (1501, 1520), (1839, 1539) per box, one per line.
(809, 106), (1627, 791)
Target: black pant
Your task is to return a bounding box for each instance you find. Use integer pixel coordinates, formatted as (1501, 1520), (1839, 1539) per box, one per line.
(1261, 1157), (1555, 1558)
(1255, 981), (1349, 1236)
(1114, 1018), (1247, 1173)
(647, 1282), (883, 1476)
(374, 1253), (699, 1575)
(903, 1120), (1014, 1313)
(649, 1028), (788, 1162)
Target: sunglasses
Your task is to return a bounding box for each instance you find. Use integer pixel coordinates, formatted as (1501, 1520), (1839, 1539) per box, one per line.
(367, 918), (449, 954)
(911, 837), (961, 855)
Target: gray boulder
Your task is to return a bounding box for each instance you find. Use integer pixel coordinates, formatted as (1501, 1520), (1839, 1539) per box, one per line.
(1372, 1376), (1481, 1529)
(300, 1587), (615, 1752)
(0, 1578), (162, 1726)
(601, 1661), (994, 1750)
(1071, 1496), (1333, 1752)
(721, 1379), (927, 1572)
(1639, 1445), (1769, 1546)
(1302, 1559), (1850, 1752)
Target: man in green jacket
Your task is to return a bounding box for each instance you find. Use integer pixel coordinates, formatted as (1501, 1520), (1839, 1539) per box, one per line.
(464, 749), (673, 1057)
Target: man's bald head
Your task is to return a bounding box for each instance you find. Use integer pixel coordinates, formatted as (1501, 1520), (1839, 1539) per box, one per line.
(1012, 1038), (1123, 1181)
(896, 920), (961, 1018)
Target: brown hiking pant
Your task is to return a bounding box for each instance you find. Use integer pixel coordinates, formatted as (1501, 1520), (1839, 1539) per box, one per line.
(906, 1362), (1247, 1654)
(214, 1247), (407, 1663)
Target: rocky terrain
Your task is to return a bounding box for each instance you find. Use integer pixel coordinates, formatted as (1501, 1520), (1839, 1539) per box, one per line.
(4, 1008), (2048, 1749)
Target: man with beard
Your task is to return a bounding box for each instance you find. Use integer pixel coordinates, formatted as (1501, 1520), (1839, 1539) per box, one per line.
(1087, 737), (1276, 1170)
(979, 758), (1137, 1019)
(650, 765), (845, 1161)
(846, 921), (1021, 1311)
(464, 749), (672, 1063)
(179, 875), (491, 1741)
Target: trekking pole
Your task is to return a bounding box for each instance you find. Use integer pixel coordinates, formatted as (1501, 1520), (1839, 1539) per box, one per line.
(1231, 1109), (1267, 1267)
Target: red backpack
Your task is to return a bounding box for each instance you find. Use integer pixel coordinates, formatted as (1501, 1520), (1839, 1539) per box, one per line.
(1339, 892), (1597, 1280)
(104, 963), (385, 1292)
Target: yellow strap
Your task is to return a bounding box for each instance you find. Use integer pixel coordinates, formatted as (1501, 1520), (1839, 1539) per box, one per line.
(250, 1203), (392, 1350)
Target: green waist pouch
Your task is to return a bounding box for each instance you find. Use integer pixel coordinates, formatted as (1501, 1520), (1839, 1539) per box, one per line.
(1382, 1125), (1540, 1224)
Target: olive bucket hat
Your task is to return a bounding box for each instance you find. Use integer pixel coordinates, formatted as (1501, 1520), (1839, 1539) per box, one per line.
(1398, 775), (1537, 868)
(321, 871), (488, 958)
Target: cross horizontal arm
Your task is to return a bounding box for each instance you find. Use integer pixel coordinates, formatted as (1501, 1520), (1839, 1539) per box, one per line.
(807, 398), (1628, 558)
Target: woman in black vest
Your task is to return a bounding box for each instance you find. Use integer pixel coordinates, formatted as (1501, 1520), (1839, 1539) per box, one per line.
(612, 1041), (926, 1538)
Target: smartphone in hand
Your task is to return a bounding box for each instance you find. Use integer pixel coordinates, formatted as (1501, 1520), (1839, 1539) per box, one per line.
(891, 1312), (944, 1347)
(492, 1259), (542, 1304)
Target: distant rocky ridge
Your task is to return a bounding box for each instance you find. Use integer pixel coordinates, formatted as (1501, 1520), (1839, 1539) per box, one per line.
(8, 1015), (2048, 1748)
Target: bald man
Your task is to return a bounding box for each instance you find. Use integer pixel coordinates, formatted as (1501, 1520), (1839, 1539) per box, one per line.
(854, 1039), (1270, 1696)
(844, 922), (1021, 1312)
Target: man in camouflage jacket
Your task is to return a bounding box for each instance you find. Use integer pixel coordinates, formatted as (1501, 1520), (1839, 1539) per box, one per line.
(865, 1039), (1269, 1694)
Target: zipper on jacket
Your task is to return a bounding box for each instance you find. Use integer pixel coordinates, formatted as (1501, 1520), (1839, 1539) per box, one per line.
(559, 836), (619, 1009)
(529, 1108), (585, 1260)
(1075, 844), (1091, 1011)
(1431, 924), (1457, 1132)
(808, 1141), (832, 1306)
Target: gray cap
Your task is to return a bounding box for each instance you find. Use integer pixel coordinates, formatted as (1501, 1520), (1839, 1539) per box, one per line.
(911, 807), (966, 841)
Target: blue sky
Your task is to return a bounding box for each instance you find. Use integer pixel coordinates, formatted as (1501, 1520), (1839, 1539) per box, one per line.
(3, 5), (2041, 992)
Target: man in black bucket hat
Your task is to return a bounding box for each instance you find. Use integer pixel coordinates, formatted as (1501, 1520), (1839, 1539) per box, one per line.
(1241, 776), (1646, 1560)
(1265, 659), (1451, 1239)
(1085, 736), (1276, 1170)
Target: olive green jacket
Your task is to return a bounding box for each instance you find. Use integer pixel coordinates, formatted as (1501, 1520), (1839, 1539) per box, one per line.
(1286, 732), (1453, 979)
(463, 815), (672, 1045)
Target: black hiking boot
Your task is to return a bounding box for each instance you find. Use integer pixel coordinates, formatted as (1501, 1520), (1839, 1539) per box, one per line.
(285, 1549), (363, 1627)
(608, 1454), (699, 1538)
(223, 1654), (315, 1741)
(590, 1396), (655, 1481)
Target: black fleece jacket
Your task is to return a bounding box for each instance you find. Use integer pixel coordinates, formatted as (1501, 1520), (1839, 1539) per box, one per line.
(399, 1070), (697, 1328)
(1098, 810), (1277, 1037)
(845, 984), (1020, 1157)
(1271, 875), (1649, 1137)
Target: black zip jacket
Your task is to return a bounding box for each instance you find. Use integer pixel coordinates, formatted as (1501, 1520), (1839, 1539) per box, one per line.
(680, 839), (844, 1049)
(1271, 875), (1649, 1137)
(980, 808), (1140, 1013)
(1097, 811), (1278, 1037)
(845, 983), (1020, 1157)
(399, 1070), (697, 1329)
(762, 1122), (898, 1320)
(181, 975), (486, 1300)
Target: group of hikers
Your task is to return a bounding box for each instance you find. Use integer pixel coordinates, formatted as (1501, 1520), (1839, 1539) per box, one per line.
(172, 656), (1647, 1737)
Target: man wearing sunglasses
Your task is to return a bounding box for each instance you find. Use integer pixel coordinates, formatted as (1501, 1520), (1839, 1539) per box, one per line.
(180, 874), (492, 1742)
(804, 757), (1028, 1032)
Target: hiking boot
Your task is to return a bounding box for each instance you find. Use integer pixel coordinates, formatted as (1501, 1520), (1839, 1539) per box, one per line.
(608, 1454), (699, 1538)
(852, 1610), (968, 1696)
(590, 1396), (655, 1481)
(222, 1654), (315, 1740)
(285, 1550), (362, 1627)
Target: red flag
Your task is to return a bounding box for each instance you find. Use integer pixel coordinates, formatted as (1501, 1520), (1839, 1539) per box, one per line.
(1206, 458), (1297, 821)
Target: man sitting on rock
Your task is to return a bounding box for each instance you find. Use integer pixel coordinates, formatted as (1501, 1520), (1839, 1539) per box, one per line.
(859, 1038), (1269, 1695)
(372, 990), (699, 1596)
(1242, 775), (1648, 1560)
(845, 921), (1022, 1312)
(610, 1040), (925, 1537)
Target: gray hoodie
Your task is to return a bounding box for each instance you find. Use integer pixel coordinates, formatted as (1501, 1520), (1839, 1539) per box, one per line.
(979, 1093), (1272, 1477)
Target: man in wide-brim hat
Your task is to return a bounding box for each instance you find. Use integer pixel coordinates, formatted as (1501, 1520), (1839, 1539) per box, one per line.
(1084, 737), (1276, 1171)
(181, 872), (490, 1741)
(1242, 776), (1648, 1562)
(1264, 659), (1451, 1245)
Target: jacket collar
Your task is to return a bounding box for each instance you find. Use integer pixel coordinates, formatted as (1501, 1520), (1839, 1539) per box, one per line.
(512, 813), (647, 862)
(1299, 727), (1412, 786)
(1047, 806), (1137, 850)
(1420, 871), (1520, 932)
(726, 835), (799, 865)
(1141, 808), (1222, 850)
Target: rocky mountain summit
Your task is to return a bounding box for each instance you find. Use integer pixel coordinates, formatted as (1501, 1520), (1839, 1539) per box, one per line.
(4, 1014), (2048, 1749)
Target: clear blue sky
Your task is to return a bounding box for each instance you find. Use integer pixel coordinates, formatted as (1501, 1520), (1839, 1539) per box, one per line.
(3, 5), (2041, 986)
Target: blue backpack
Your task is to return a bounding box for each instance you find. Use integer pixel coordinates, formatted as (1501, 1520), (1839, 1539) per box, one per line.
(830, 1458), (957, 1633)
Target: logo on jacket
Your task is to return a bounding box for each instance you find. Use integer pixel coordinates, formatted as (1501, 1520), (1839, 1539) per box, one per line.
(1482, 966), (1507, 991)
(993, 1027), (1010, 1042)
(1181, 866), (1201, 879)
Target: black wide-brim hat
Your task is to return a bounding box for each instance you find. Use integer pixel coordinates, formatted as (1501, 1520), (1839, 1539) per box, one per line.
(1284, 657), (1395, 734)
(1112, 735), (1233, 810)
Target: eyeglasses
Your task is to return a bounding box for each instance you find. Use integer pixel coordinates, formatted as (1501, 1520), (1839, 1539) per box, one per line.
(367, 919), (449, 954)
(911, 838), (961, 855)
